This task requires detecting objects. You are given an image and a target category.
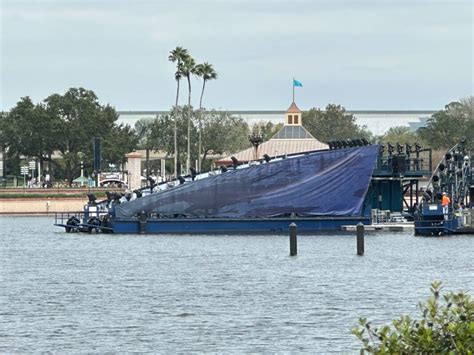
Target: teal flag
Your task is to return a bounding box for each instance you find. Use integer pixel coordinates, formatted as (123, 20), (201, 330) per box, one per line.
(293, 79), (303, 87)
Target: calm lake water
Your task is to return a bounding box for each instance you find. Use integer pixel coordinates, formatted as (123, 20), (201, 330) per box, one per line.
(1, 216), (473, 353)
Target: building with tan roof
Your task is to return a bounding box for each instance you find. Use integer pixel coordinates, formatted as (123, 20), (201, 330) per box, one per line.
(215, 102), (328, 166)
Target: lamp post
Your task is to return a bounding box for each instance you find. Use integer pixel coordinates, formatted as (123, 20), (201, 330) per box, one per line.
(249, 130), (263, 161)
(80, 161), (84, 187)
(25, 160), (36, 187)
(0, 148), (4, 179)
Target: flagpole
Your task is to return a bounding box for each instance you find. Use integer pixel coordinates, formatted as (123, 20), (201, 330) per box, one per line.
(292, 77), (294, 102)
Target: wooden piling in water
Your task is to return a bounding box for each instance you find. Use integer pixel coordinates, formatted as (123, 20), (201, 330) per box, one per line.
(289, 222), (297, 256)
(357, 222), (364, 256)
(139, 210), (147, 234)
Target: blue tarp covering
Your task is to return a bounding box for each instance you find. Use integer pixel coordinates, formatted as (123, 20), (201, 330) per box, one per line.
(115, 145), (379, 219)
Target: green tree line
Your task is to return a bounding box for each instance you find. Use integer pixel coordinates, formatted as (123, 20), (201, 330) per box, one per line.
(1, 92), (471, 184)
(135, 107), (250, 174)
(0, 88), (137, 184)
(379, 97), (473, 150)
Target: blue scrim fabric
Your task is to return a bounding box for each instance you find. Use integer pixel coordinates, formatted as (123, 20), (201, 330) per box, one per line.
(115, 145), (379, 219)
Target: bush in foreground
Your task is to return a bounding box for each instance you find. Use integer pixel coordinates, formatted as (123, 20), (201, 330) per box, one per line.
(353, 281), (474, 353)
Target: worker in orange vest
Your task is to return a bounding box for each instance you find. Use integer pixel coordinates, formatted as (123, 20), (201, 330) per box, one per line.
(441, 192), (450, 219)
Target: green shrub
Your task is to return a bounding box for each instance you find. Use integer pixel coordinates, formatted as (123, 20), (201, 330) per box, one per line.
(353, 281), (474, 353)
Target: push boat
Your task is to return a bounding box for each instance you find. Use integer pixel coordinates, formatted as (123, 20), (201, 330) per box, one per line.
(54, 145), (380, 234)
(414, 140), (474, 236)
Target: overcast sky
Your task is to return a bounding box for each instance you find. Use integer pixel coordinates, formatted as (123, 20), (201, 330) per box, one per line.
(1, 0), (472, 111)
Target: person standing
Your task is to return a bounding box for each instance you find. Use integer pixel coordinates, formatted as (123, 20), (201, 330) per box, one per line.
(441, 192), (451, 219)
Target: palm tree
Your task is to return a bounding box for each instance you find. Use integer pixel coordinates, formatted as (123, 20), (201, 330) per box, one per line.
(196, 62), (218, 109)
(168, 46), (189, 178)
(180, 55), (197, 173)
(195, 62), (218, 170)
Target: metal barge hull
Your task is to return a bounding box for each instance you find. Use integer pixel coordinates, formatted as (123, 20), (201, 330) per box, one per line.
(111, 216), (371, 234)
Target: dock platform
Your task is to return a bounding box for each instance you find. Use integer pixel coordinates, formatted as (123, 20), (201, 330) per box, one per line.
(341, 223), (414, 232)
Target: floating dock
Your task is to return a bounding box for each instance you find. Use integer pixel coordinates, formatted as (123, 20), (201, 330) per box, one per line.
(341, 223), (414, 232)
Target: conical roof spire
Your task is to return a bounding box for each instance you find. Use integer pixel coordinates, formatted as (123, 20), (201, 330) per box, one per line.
(286, 101), (301, 113)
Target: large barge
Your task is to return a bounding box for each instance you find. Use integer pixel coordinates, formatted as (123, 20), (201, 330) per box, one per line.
(54, 141), (473, 235)
(55, 145), (379, 234)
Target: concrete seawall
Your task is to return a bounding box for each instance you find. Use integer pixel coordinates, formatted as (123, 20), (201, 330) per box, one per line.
(0, 198), (88, 215)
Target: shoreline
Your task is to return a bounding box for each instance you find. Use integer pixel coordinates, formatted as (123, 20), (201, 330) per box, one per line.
(0, 197), (88, 215)
(0, 188), (123, 215)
